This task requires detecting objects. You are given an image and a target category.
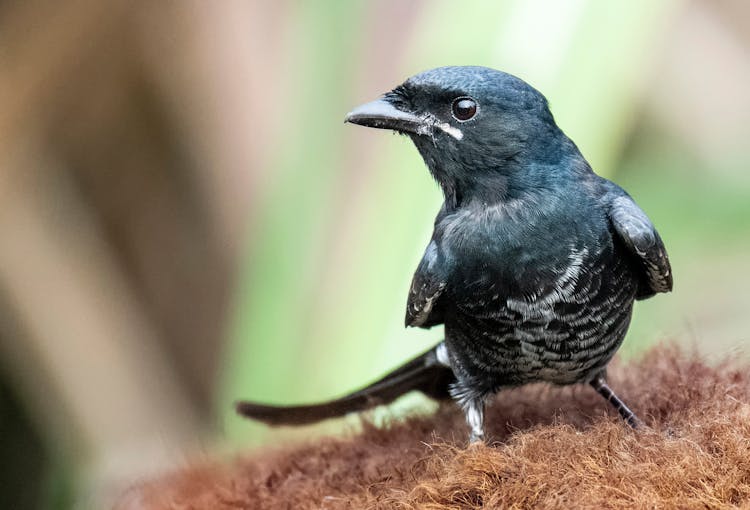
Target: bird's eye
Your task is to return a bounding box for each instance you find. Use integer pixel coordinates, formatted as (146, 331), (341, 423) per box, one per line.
(451, 97), (478, 121)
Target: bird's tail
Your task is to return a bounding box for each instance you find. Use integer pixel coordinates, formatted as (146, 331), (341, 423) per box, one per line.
(235, 342), (455, 426)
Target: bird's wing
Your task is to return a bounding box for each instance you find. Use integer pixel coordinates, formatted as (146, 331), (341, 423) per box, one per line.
(608, 194), (673, 299)
(406, 240), (448, 328)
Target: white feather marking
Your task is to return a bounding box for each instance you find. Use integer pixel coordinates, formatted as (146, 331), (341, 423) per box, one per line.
(436, 122), (464, 140)
(506, 246), (588, 320)
(464, 399), (485, 442)
(435, 343), (450, 367)
(418, 113), (464, 141)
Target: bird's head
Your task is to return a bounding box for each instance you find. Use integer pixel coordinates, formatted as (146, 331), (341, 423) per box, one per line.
(345, 66), (575, 206)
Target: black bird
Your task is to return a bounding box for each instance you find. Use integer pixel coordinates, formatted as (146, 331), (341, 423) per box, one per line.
(236, 66), (672, 442)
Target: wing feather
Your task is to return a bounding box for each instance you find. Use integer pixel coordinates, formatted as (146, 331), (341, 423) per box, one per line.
(609, 194), (672, 299)
(406, 240), (447, 328)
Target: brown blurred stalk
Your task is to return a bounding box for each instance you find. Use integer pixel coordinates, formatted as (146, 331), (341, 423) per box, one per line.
(0, 0), (286, 502)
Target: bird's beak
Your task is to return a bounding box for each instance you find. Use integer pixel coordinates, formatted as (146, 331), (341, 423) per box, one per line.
(344, 97), (425, 135)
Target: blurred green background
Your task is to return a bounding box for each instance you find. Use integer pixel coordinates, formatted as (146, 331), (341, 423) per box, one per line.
(0, 0), (749, 508)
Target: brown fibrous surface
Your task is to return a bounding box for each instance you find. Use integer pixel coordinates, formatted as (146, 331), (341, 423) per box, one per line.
(120, 345), (750, 509)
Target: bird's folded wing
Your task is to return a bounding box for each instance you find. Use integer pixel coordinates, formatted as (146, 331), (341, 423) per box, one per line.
(406, 240), (448, 328)
(608, 195), (673, 299)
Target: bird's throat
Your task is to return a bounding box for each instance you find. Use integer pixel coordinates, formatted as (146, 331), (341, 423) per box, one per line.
(440, 178), (462, 210)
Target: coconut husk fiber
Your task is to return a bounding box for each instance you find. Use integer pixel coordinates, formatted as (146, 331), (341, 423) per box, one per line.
(119, 345), (750, 509)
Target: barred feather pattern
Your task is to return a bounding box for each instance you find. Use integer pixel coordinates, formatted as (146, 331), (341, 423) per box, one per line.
(445, 243), (638, 405)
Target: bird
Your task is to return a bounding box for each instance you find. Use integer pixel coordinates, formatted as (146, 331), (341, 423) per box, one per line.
(236, 66), (672, 442)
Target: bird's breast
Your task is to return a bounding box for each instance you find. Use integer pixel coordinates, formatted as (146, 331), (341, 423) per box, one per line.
(437, 194), (609, 301)
(443, 240), (639, 389)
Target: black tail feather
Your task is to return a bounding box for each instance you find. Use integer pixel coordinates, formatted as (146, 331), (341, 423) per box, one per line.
(235, 343), (454, 426)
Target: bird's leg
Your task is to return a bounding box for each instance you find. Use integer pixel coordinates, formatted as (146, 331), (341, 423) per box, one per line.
(590, 375), (642, 428)
(462, 397), (486, 443)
